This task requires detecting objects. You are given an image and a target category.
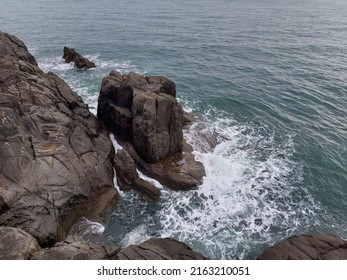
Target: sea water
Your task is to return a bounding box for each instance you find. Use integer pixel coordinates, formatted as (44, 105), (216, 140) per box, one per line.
(1, 0), (347, 259)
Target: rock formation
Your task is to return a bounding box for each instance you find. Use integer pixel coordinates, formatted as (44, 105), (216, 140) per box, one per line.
(98, 70), (205, 190)
(258, 233), (347, 260)
(114, 149), (161, 200)
(0, 32), (118, 247)
(30, 235), (209, 260)
(63, 46), (96, 69)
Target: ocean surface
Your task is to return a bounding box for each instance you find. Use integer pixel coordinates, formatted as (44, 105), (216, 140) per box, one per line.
(1, 0), (347, 259)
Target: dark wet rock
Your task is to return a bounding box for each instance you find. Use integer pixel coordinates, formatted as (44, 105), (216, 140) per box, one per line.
(0, 32), (118, 247)
(98, 70), (205, 190)
(258, 233), (347, 260)
(0, 227), (41, 260)
(114, 149), (161, 200)
(63, 46), (95, 69)
(98, 71), (183, 163)
(30, 236), (208, 260)
(117, 238), (209, 260)
(31, 235), (120, 260)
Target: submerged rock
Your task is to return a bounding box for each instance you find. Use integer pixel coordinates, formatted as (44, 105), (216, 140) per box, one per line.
(258, 233), (347, 260)
(0, 32), (118, 247)
(63, 46), (96, 69)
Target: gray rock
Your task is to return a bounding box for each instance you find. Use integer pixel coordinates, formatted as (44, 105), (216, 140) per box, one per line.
(63, 47), (96, 69)
(31, 235), (120, 260)
(258, 233), (347, 260)
(0, 227), (41, 260)
(0, 32), (118, 247)
(114, 149), (161, 200)
(117, 238), (209, 260)
(98, 71), (183, 163)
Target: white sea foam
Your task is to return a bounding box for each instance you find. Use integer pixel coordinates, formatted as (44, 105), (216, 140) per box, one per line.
(120, 224), (149, 247)
(68, 217), (105, 237)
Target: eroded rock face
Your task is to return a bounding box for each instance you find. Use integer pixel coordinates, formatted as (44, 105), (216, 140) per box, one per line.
(98, 71), (183, 163)
(0, 227), (41, 260)
(63, 47), (96, 69)
(0, 32), (118, 247)
(258, 233), (347, 260)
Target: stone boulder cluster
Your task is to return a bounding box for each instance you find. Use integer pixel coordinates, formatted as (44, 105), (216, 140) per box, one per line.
(0, 32), (346, 260)
(0, 32), (207, 260)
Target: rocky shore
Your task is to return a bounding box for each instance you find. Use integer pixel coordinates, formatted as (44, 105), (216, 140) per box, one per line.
(0, 32), (346, 260)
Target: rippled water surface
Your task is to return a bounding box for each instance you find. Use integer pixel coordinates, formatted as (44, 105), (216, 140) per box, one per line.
(2, 0), (347, 259)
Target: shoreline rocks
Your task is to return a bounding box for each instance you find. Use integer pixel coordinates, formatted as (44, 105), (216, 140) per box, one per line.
(258, 233), (347, 260)
(0, 32), (117, 247)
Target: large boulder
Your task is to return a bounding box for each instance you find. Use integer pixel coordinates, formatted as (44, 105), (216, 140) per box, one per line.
(98, 71), (205, 190)
(258, 233), (347, 260)
(63, 47), (96, 69)
(98, 71), (183, 163)
(0, 32), (118, 247)
(0, 227), (41, 260)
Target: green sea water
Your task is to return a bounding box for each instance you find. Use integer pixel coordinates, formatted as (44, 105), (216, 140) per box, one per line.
(1, 0), (347, 259)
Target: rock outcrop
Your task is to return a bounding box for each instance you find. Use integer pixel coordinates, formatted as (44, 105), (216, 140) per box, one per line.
(98, 71), (205, 190)
(258, 233), (347, 260)
(30, 235), (209, 260)
(63, 47), (96, 69)
(0, 32), (118, 247)
(98, 71), (182, 163)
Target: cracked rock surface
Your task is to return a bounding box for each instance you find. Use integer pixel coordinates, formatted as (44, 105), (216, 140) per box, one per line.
(0, 32), (118, 247)
(258, 233), (347, 260)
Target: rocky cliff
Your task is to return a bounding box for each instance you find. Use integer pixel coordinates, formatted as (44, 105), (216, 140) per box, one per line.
(0, 32), (117, 247)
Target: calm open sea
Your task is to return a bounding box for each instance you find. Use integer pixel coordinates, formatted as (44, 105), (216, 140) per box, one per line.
(1, 0), (347, 259)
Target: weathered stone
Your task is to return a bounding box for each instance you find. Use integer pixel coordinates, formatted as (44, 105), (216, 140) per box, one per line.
(31, 235), (120, 260)
(97, 71), (183, 163)
(133, 177), (161, 201)
(0, 32), (118, 247)
(114, 149), (138, 191)
(114, 149), (161, 200)
(117, 238), (209, 260)
(0, 227), (41, 260)
(63, 47), (95, 69)
(258, 233), (347, 260)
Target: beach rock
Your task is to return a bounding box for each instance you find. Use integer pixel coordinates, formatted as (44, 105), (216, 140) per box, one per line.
(0, 32), (118, 247)
(63, 46), (95, 69)
(0, 227), (41, 260)
(117, 238), (209, 260)
(98, 71), (183, 163)
(114, 149), (161, 200)
(258, 233), (347, 260)
(31, 235), (120, 260)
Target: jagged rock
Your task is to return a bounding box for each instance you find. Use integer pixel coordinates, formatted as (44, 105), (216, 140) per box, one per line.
(63, 47), (95, 69)
(114, 149), (161, 200)
(98, 71), (205, 190)
(258, 233), (347, 260)
(0, 32), (118, 247)
(98, 71), (183, 163)
(31, 235), (120, 260)
(117, 238), (209, 260)
(0, 227), (41, 260)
